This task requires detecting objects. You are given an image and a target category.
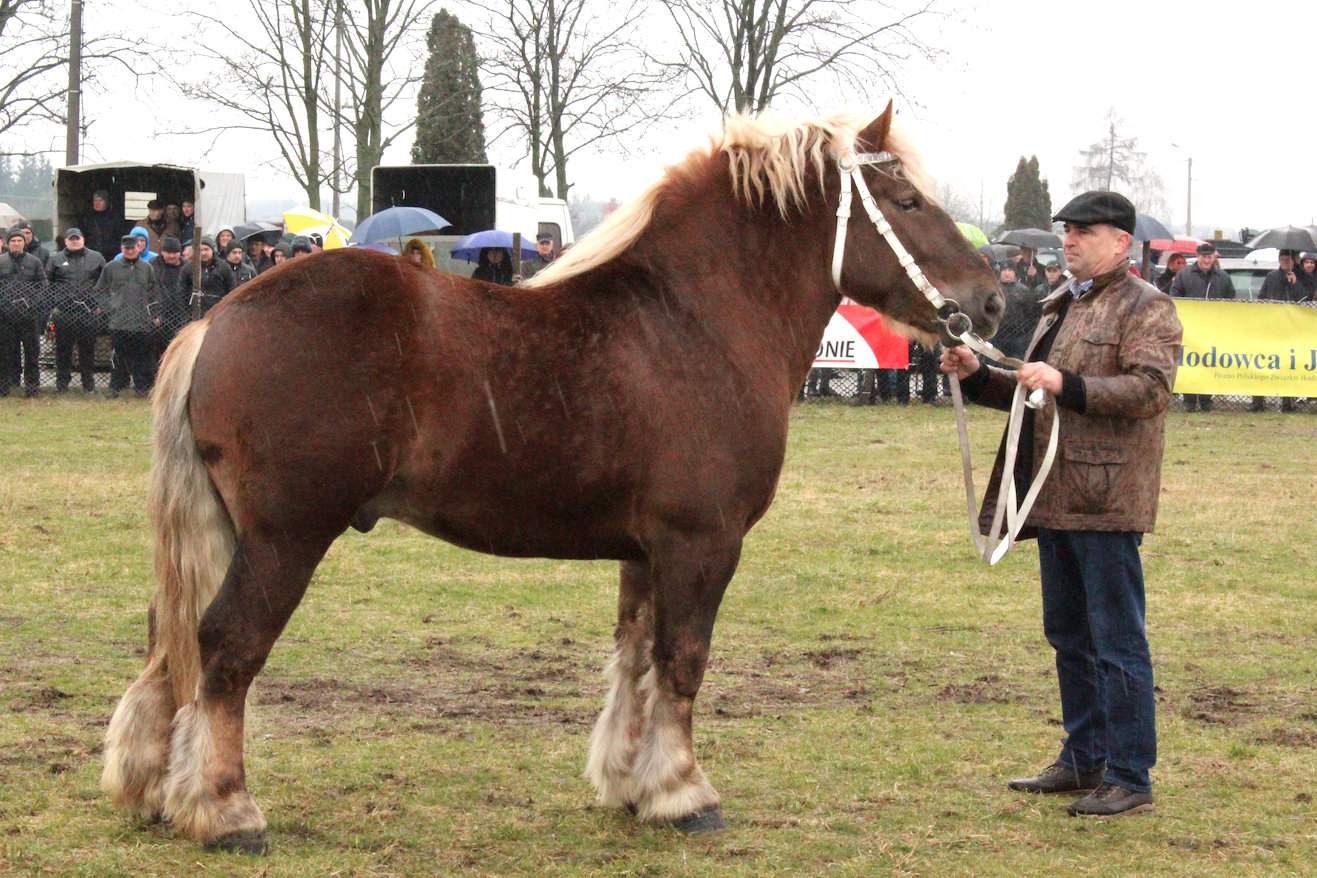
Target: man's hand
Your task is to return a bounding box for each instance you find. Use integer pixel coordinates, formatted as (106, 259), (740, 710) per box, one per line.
(1017, 361), (1062, 395)
(940, 345), (980, 380)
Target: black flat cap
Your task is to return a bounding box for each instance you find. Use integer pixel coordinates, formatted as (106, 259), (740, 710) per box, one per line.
(1053, 190), (1135, 234)
(161, 236), (181, 253)
(120, 235), (138, 246)
(1195, 242), (1216, 255)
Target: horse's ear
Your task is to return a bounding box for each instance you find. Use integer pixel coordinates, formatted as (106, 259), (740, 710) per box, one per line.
(856, 100), (895, 152)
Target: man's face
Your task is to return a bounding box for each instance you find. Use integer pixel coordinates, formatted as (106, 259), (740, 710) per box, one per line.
(1045, 265), (1062, 283)
(487, 248), (504, 264)
(1304, 258), (1316, 273)
(21, 228), (33, 245)
(1062, 223), (1129, 281)
(200, 244), (213, 262)
(6, 236), (24, 256)
(92, 195), (107, 212)
(163, 250), (182, 266)
(135, 237), (147, 255)
(226, 248), (242, 265)
(1279, 253), (1293, 271)
(121, 242), (138, 261)
(537, 239), (553, 258)
(249, 240), (264, 258)
(1197, 251), (1217, 270)
(182, 202), (194, 217)
(66, 235), (85, 252)
(148, 207), (163, 221)
(998, 266), (1017, 284)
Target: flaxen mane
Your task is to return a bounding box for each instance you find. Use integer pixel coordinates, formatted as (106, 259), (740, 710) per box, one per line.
(523, 109), (933, 289)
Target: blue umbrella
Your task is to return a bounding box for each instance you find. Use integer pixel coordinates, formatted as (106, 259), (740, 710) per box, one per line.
(1133, 214), (1171, 241)
(349, 206), (451, 244)
(450, 229), (539, 262)
(354, 242), (399, 255)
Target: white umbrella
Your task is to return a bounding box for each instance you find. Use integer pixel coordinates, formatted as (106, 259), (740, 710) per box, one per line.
(0, 201), (24, 229)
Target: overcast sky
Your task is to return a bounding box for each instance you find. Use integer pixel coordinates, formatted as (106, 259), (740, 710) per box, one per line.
(22, 0), (1317, 235)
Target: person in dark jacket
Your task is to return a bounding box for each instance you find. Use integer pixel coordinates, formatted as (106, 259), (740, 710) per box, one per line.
(178, 200), (196, 245)
(17, 222), (51, 269)
(1035, 262), (1065, 295)
(1011, 246), (1046, 291)
(1259, 250), (1305, 302)
(81, 190), (125, 262)
(1154, 252), (1186, 294)
(994, 264), (1043, 360)
(195, 236), (235, 316)
(1297, 252), (1317, 298)
(1170, 243), (1234, 412)
(150, 236), (192, 379)
(223, 240), (257, 286)
(96, 235), (160, 397)
(48, 227), (108, 392)
(248, 236), (274, 274)
(0, 227), (49, 396)
(472, 247), (514, 285)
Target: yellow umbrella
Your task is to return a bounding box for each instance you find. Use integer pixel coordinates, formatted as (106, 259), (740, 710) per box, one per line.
(299, 221), (352, 250)
(282, 206), (336, 233)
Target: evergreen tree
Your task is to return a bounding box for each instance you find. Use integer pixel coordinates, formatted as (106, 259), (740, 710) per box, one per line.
(412, 11), (487, 164)
(1003, 155), (1052, 230)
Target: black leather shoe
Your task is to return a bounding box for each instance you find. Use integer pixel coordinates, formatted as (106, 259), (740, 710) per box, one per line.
(1067, 782), (1154, 817)
(1007, 761), (1105, 794)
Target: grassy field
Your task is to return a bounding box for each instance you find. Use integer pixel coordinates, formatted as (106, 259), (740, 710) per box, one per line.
(0, 396), (1314, 877)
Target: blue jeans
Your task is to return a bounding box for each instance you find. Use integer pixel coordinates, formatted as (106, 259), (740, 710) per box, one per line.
(1038, 528), (1157, 793)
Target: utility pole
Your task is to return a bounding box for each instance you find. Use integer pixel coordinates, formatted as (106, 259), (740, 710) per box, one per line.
(65, 0), (83, 165)
(332, 0), (343, 218)
(1185, 156), (1192, 237)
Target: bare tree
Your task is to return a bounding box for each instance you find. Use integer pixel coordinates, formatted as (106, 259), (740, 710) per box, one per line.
(660, 0), (940, 114)
(0, 0), (142, 156)
(339, 0), (436, 219)
(1072, 108), (1169, 218)
(172, 0), (336, 209)
(472, 0), (675, 199)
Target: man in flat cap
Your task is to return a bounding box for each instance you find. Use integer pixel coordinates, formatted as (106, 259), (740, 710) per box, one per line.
(941, 190), (1182, 817)
(1169, 242), (1233, 411)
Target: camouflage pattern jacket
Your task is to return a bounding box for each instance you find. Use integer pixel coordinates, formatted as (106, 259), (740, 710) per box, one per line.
(970, 262), (1183, 534)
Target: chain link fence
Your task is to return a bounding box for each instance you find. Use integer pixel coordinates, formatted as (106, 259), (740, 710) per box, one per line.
(1, 278), (1313, 412)
(0, 278), (195, 396)
(801, 297), (1317, 413)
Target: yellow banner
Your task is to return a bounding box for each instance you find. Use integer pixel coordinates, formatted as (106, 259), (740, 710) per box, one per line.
(1174, 300), (1317, 396)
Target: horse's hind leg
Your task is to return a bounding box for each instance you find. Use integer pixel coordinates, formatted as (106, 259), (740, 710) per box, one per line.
(101, 606), (175, 821)
(586, 560), (654, 809)
(163, 529), (334, 853)
(629, 536), (741, 831)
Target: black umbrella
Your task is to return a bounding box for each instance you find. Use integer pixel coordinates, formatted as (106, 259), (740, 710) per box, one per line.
(234, 221), (283, 244)
(1245, 226), (1317, 252)
(1133, 214), (1171, 241)
(996, 228), (1062, 249)
(978, 243), (1019, 264)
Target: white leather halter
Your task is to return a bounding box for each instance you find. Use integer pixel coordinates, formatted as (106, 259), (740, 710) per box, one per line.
(829, 149), (1057, 565)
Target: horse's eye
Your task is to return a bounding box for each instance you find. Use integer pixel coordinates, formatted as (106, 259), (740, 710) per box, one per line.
(897, 197), (920, 213)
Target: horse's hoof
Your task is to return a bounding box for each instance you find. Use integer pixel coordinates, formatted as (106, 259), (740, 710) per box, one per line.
(205, 830), (269, 855)
(671, 806), (726, 834)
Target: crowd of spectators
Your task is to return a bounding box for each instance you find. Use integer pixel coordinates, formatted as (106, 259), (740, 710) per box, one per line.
(0, 192), (326, 397)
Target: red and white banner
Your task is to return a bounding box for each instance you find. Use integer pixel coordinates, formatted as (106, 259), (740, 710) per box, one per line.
(813, 303), (910, 369)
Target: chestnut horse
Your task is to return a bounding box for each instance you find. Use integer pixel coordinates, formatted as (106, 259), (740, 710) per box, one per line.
(101, 104), (1002, 852)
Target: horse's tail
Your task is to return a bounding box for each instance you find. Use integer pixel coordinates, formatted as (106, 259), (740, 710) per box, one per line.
(103, 319), (235, 813)
(148, 319), (236, 708)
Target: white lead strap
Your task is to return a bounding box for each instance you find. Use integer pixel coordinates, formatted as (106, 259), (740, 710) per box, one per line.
(831, 149), (1057, 565)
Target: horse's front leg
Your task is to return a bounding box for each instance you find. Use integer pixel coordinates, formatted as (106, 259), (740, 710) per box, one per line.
(629, 535), (741, 832)
(163, 531), (332, 853)
(586, 560), (654, 810)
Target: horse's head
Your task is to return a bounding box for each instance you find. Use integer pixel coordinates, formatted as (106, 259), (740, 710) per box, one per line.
(829, 103), (1003, 346)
